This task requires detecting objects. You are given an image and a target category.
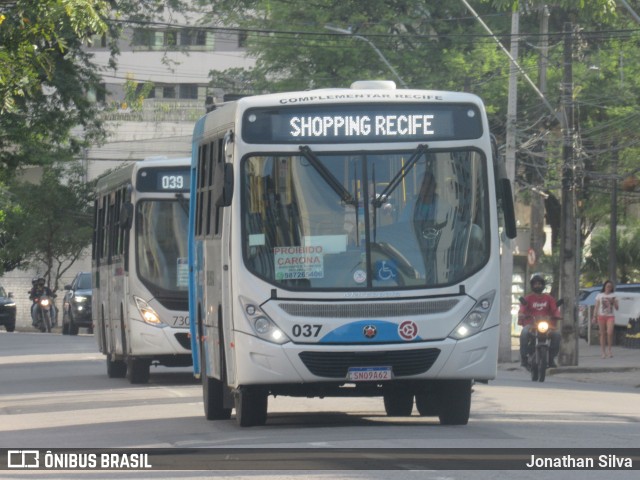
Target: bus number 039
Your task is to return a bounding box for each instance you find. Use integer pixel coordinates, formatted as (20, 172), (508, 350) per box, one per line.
(292, 324), (321, 338)
(162, 175), (183, 189)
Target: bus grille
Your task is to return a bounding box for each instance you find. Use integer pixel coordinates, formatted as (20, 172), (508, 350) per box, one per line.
(279, 300), (458, 318)
(298, 348), (440, 378)
(174, 333), (191, 350)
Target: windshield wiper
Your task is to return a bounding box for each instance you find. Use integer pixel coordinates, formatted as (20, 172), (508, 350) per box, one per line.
(175, 192), (189, 216)
(372, 144), (428, 208)
(299, 145), (354, 205)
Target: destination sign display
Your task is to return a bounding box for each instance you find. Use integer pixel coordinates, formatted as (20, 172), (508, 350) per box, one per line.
(137, 167), (191, 192)
(242, 104), (483, 144)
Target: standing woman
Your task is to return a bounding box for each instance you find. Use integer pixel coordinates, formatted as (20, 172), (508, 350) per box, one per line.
(594, 281), (619, 358)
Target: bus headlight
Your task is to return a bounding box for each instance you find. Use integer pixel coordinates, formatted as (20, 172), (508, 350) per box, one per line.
(449, 290), (495, 340)
(240, 296), (290, 345)
(134, 296), (164, 327)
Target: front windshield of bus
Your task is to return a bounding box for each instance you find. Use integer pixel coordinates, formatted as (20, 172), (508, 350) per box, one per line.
(242, 149), (490, 291)
(136, 199), (189, 296)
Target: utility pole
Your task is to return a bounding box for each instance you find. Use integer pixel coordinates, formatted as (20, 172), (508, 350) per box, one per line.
(609, 147), (618, 285)
(530, 6), (550, 265)
(559, 23), (578, 366)
(498, 10), (519, 363)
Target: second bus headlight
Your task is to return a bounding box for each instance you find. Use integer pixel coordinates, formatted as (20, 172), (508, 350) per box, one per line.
(134, 296), (164, 327)
(449, 290), (495, 340)
(239, 296), (290, 345)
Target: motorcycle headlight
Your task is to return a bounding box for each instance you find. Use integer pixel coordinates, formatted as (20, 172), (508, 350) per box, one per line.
(537, 320), (550, 334)
(40, 298), (50, 307)
(239, 296), (290, 345)
(449, 291), (495, 340)
(134, 296), (164, 327)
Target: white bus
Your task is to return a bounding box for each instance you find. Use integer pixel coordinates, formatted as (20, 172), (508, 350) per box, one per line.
(188, 81), (516, 426)
(93, 157), (192, 384)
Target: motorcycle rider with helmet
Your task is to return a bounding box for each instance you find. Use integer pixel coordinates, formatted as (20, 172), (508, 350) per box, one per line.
(29, 277), (57, 328)
(518, 274), (561, 368)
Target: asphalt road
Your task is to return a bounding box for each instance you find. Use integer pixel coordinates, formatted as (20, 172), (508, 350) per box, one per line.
(1, 331), (639, 479)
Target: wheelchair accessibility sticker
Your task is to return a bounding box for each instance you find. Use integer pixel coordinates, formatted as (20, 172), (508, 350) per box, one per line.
(375, 260), (398, 281)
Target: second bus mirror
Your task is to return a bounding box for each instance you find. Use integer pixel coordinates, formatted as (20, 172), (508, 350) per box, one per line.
(120, 202), (134, 230)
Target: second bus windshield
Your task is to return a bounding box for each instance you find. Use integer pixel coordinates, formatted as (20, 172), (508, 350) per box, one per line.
(136, 199), (189, 296)
(242, 149), (490, 290)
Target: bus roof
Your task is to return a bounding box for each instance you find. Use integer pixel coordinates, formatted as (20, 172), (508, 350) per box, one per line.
(194, 81), (487, 142)
(95, 157), (191, 194)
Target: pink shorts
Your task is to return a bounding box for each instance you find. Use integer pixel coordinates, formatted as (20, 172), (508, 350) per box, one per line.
(597, 315), (615, 329)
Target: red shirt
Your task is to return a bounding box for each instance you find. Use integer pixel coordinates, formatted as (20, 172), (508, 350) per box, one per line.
(518, 293), (560, 327)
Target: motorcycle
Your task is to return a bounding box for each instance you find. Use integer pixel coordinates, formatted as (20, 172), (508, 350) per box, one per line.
(32, 295), (56, 333)
(525, 316), (553, 382)
(520, 297), (563, 383)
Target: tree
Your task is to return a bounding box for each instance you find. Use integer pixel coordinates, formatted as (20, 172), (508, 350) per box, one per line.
(0, 0), (112, 181)
(582, 224), (640, 284)
(0, 162), (95, 291)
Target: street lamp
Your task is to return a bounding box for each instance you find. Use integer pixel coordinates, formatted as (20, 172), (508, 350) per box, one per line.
(324, 25), (408, 88)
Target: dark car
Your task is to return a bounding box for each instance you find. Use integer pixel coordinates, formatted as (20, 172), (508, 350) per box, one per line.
(62, 272), (92, 335)
(0, 286), (17, 332)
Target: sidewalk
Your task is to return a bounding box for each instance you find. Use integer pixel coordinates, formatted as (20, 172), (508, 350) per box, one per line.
(501, 340), (640, 388)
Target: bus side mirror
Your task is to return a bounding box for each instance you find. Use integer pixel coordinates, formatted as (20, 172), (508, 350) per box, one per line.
(120, 202), (134, 230)
(215, 163), (234, 207)
(498, 178), (517, 239)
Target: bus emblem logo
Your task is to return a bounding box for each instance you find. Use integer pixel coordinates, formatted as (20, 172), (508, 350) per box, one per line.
(398, 321), (418, 341)
(363, 325), (377, 339)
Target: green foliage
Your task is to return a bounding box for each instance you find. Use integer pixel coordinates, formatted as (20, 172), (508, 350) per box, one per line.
(0, 162), (95, 290)
(123, 78), (155, 111)
(582, 224), (640, 285)
(0, 0), (111, 181)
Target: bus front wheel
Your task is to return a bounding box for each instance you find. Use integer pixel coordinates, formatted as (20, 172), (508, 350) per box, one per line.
(201, 336), (232, 420)
(106, 353), (126, 378)
(383, 388), (414, 416)
(234, 386), (268, 427)
(437, 380), (472, 425)
(127, 357), (150, 384)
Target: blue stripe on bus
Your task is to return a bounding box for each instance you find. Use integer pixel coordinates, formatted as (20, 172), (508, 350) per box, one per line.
(318, 320), (422, 343)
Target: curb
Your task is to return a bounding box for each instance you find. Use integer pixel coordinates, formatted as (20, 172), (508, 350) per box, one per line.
(550, 366), (640, 374)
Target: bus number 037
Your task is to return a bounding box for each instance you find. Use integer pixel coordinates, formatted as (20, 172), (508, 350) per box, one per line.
(292, 324), (321, 338)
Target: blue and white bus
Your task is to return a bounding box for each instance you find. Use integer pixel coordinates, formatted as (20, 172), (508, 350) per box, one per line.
(188, 81), (516, 426)
(93, 157), (192, 384)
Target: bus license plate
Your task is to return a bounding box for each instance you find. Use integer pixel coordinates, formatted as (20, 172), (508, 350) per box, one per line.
(347, 366), (392, 382)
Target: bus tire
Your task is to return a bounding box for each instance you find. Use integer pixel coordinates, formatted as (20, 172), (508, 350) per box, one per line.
(106, 353), (126, 378)
(201, 335), (232, 420)
(437, 380), (471, 425)
(127, 357), (150, 384)
(537, 346), (548, 383)
(415, 392), (439, 416)
(235, 386), (268, 427)
(383, 388), (414, 416)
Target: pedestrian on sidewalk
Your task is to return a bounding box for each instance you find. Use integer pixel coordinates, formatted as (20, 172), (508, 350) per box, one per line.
(594, 280), (619, 359)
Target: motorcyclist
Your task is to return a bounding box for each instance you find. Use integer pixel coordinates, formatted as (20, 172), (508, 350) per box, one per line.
(518, 274), (561, 368)
(29, 277), (57, 327)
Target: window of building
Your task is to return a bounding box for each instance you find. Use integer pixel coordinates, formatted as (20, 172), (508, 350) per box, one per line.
(164, 30), (178, 47)
(163, 86), (176, 99)
(179, 84), (198, 99)
(132, 28), (155, 48)
(238, 31), (248, 48)
(181, 29), (208, 46)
